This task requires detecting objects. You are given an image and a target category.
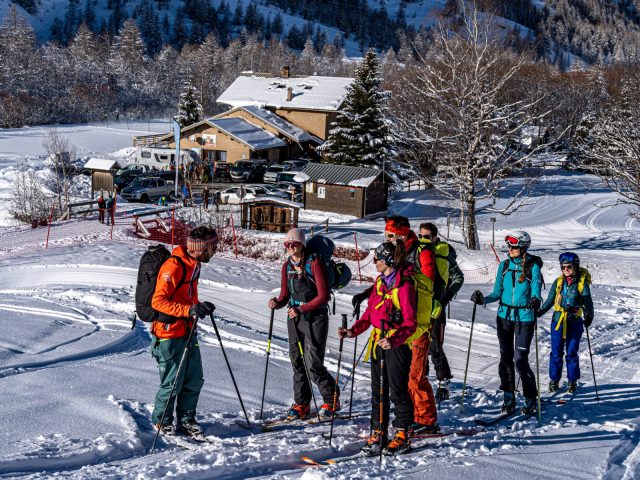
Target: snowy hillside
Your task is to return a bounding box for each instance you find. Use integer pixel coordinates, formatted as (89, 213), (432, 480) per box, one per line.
(0, 125), (639, 479)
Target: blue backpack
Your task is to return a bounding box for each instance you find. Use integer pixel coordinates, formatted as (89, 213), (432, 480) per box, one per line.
(305, 235), (352, 290)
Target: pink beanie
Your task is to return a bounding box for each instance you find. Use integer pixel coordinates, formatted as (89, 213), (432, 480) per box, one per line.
(187, 229), (218, 252)
(285, 227), (306, 246)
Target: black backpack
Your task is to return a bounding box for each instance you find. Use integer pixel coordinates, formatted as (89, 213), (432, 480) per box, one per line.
(135, 245), (187, 323)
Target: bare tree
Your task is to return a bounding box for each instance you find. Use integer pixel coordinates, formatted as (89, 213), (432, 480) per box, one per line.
(43, 130), (76, 214)
(10, 158), (51, 223)
(391, 9), (552, 249)
(575, 74), (640, 217)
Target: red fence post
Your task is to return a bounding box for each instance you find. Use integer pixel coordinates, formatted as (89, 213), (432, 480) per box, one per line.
(230, 214), (238, 259)
(489, 243), (501, 263)
(45, 202), (55, 250)
(171, 205), (175, 249)
(353, 232), (362, 283)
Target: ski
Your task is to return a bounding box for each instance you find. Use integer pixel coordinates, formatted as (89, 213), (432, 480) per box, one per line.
(261, 412), (368, 431)
(411, 428), (481, 439)
(474, 409), (519, 427)
(159, 432), (216, 450)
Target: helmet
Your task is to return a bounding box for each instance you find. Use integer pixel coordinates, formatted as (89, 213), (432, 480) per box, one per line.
(504, 231), (531, 250)
(559, 252), (579, 268)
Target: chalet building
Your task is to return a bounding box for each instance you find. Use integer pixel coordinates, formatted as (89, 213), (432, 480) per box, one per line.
(151, 69), (354, 166)
(299, 163), (389, 218)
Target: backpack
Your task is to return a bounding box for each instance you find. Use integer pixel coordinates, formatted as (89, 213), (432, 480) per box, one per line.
(135, 245), (187, 322)
(500, 253), (545, 287)
(413, 239), (450, 297)
(305, 235), (352, 290)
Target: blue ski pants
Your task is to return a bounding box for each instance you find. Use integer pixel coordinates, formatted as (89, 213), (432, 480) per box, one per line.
(549, 315), (584, 382)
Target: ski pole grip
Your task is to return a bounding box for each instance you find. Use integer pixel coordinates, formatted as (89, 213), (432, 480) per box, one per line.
(341, 313), (348, 330)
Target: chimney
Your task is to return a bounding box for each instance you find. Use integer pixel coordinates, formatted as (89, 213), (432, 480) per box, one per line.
(286, 86), (293, 102)
(281, 65), (290, 78)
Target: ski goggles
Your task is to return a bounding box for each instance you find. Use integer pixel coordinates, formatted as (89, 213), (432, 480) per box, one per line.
(284, 241), (303, 249)
(505, 235), (522, 247)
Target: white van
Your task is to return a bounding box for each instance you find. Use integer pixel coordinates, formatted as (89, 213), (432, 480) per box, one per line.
(136, 147), (200, 170)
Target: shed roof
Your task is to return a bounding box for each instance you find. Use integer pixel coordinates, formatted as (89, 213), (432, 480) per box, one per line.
(240, 196), (303, 208)
(83, 158), (121, 171)
(217, 75), (354, 112)
(301, 163), (385, 188)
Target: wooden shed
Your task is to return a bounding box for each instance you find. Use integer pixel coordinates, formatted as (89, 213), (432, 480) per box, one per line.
(83, 158), (122, 199)
(300, 163), (389, 218)
(240, 197), (301, 233)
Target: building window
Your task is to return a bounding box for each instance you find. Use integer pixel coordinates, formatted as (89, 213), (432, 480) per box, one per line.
(350, 188), (356, 198)
(318, 186), (326, 199)
(306, 183), (314, 193)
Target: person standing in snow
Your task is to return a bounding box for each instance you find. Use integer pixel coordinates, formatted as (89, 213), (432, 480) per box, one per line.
(339, 241), (417, 456)
(202, 186), (210, 211)
(419, 222), (465, 402)
(105, 193), (115, 226)
(97, 192), (106, 224)
(151, 226), (217, 437)
(537, 252), (594, 394)
(471, 231), (543, 415)
(352, 215), (438, 434)
(267, 228), (338, 420)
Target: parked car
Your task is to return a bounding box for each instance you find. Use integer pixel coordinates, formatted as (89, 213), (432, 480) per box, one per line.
(274, 181), (303, 202)
(282, 159), (310, 171)
(213, 163), (231, 182)
(230, 161), (266, 182)
(121, 177), (174, 203)
(114, 164), (153, 190)
(246, 184), (289, 199)
(276, 171), (306, 184)
(219, 186), (264, 204)
(263, 164), (284, 183)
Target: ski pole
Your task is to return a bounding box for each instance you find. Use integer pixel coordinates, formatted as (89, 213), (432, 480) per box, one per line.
(294, 313), (321, 422)
(210, 313), (252, 429)
(342, 340), (367, 400)
(379, 319), (386, 463)
(585, 326), (600, 403)
(534, 316), (542, 426)
(259, 308), (275, 420)
(328, 314), (348, 447)
(348, 310), (360, 420)
(460, 302), (477, 410)
(150, 316), (199, 453)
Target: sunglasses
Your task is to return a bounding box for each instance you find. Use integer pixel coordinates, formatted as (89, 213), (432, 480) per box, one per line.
(561, 265), (574, 270)
(384, 232), (399, 239)
(284, 241), (302, 249)
(418, 233), (432, 240)
(508, 245), (521, 250)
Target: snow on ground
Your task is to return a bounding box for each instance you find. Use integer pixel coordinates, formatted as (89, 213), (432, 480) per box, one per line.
(0, 125), (639, 479)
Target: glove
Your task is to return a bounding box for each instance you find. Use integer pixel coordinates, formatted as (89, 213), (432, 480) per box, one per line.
(202, 301), (215, 314)
(352, 290), (369, 315)
(338, 328), (354, 339)
(584, 312), (593, 328)
(528, 298), (541, 311)
(470, 290), (484, 305)
(189, 303), (211, 319)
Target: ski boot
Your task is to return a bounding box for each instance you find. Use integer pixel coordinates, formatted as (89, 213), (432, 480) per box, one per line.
(179, 419), (204, 438)
(567, 382), (578, 394)
(548, 380), (559, 393)
(383, 428), (412, 456)
(436, 379), (450, 402)
(156, 423), (176, 436)
(361, 429), (383, 456)
(501, 391), (516, 414)
(287, 403), (310, 420)
(521, 397), (537, 415)
(318, 400), (340, 419)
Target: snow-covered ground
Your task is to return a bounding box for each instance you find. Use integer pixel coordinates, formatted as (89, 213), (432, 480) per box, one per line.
(0, 125), (639, 479)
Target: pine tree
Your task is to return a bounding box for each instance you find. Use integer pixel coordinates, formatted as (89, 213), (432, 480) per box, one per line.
(175, 82), (203, 127)
(319, 49), (395, 167)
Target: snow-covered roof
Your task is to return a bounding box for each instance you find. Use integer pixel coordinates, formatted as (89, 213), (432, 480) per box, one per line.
(207, 118), (287, 150)
(217, 75), (354, 112)
(83, 158), (121, 171)
(240, 196), (303, 208)
(301, 163), (385, 188)
(236, 106), (322, 144)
